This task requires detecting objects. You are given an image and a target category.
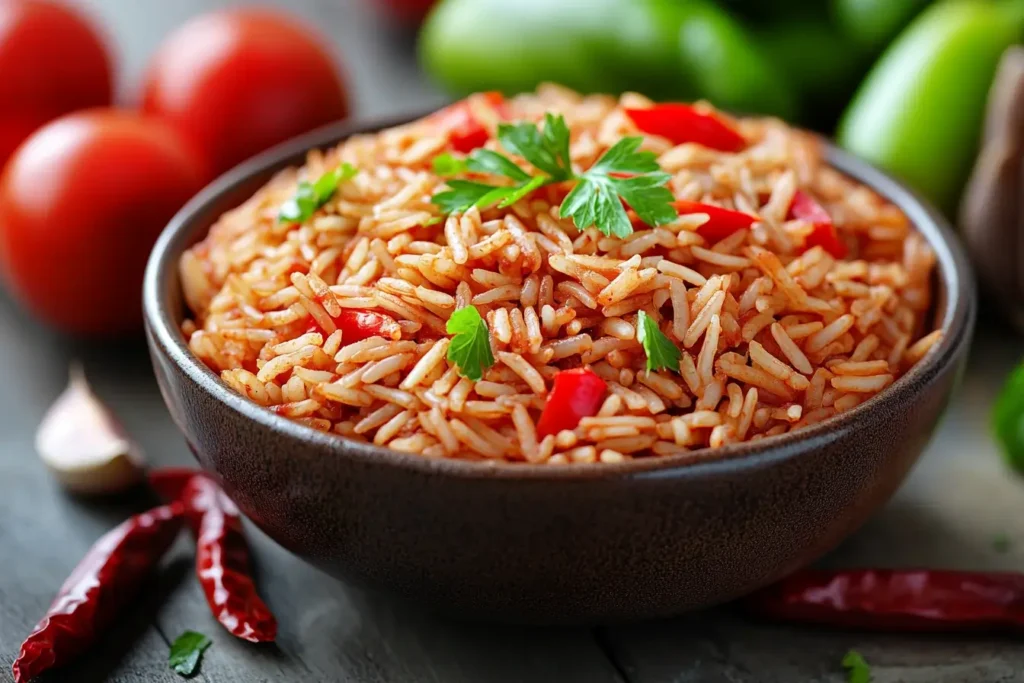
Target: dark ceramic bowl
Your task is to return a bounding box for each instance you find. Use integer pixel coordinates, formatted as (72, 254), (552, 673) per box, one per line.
(143, 114), (976, 623)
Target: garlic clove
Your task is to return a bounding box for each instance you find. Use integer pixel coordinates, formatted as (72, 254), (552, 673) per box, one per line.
(35, 365), (145, 495)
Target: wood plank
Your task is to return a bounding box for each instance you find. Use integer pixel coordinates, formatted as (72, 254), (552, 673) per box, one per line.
(600, 325), (1024, 683)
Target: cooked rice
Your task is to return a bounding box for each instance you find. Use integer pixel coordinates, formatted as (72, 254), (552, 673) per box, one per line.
(180, 85), (940, 464)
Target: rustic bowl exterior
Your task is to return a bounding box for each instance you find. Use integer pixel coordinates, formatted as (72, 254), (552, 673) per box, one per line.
(144, 117), (975, 623)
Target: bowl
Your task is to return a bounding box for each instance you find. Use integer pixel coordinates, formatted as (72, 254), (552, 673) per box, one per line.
(143, 114), (976, 623)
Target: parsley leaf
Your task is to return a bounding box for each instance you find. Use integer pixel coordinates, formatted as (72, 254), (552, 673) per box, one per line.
(431, 114), (571, 216)
(560, 137), (677, 238)
(466, 149), (533, 182)
(841, 649), (871, 683)
(430, 114), (675, 238)
(636, 310), (681, 374)
(497, 175), (548, 208)
(433, 152), (467, 177)
(432, 179), (512, 215)
(169, 631), (211, 677)
(498, 113), (573, 181)
(446, 305), (494, 381)
(279, 162), (358, 223)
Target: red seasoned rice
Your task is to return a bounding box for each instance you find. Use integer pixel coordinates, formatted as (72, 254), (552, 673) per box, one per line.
(180, 85), (940, 464)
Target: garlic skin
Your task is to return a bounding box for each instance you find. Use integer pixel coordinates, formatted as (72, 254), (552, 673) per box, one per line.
(961, 47), (1024, 331)
(35, 366), (145, 495)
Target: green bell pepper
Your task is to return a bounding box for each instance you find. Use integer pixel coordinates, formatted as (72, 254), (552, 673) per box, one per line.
(676, 2), (797, 119)
(832, 0), (933, 52)
(994, 360), (1024, 473)
(837, 0), (1024, 215)
(757, 19), (868, 128)
(419, 0), (797, 118)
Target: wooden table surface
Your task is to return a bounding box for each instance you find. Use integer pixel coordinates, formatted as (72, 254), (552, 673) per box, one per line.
(2, 2), (1023, 681)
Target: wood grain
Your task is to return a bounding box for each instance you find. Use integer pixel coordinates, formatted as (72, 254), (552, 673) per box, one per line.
(1, 1), (1021, 681)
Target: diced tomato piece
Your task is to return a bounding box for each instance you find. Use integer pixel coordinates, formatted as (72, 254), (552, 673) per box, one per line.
(335, 309), (400, 344)
(306, 309), (400, 344)
(787, 190), (847, 259)
(788, 189), (831, 225)
(673, 200), (758, 243)
(536, 368), (607, 439)
(431, 91), (505, 153)
(625, 104), (746, 152)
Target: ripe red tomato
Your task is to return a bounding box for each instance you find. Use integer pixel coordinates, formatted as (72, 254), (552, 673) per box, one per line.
(0, 110), (206, 335)
(0, 0), (113, 169)
(142, 9), (350, 178)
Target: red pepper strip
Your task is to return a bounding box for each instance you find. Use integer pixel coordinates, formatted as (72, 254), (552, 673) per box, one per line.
(335, 309), (400, 345)
(431, 91), (505, 153)
(305, 309), (400, 345)
(788, 190), (847, 259)
(536, 368), (607, 439)
(745, 569), (1024, 632)
(673, 200), (758, 243)
(625, 104), (747, 152)
(150, 470), (277, 643)
(12, 504), (185, 683)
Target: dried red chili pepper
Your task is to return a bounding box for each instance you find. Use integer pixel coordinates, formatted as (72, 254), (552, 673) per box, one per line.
(12, 503), (184, 683)
(673, 200), (759, 243)
(787, 190), (848, 259)
(431, 91), (505, 153)
(745, 569), (1024, 632)
(150, 470), (277, 643)
(625, 104), (747, 152)
(536, 367), (607, 439)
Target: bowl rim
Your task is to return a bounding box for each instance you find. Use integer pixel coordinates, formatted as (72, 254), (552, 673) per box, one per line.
(143, 111), (976, 482)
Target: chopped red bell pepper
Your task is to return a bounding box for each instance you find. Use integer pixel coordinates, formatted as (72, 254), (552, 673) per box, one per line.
(625, 104), (747, 152)
(306, 309), (400, 344)
(536, 368), (607, 439)
(787, 190), (847, 259)
(335, 309), (400, 345)
(673, 200), (758, 243)
(431, 92), (505, 153)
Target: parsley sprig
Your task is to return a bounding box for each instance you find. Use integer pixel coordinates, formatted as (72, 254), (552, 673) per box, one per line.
(279, 162), (358, 223)
(841, 650), (871, 683)
(431, 113), (676, 238)
(636, 310), (681, 374)
(446, 305), (494, 381)
(169, 630), (211, 677)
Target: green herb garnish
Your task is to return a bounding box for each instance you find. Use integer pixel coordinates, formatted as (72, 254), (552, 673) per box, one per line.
(431, 127), (560, 215)
(432, 152), (467, 176)
(430, 114), (676, 238)
(446, 305), (494, 381)
(279, 162), (358, 223)
(560, 137), (677, 238)
(169, 630), (211, 677)
(636, 310), (681, 374)
(498, 113), (574, 181)
(842, 649), (871, 683)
